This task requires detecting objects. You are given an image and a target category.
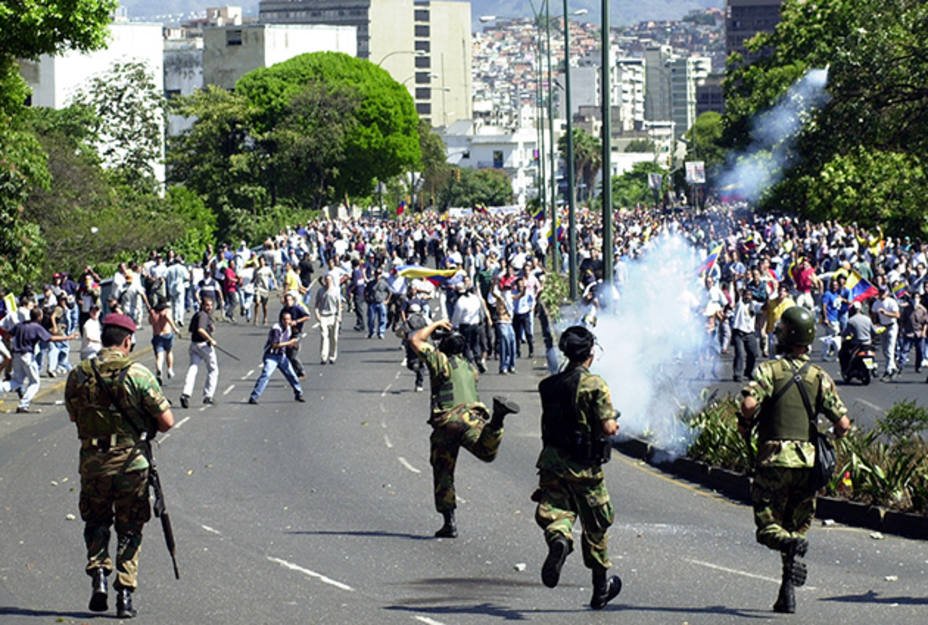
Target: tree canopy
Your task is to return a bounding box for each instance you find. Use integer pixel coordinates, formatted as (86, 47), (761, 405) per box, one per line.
(722, 0), (928, 236)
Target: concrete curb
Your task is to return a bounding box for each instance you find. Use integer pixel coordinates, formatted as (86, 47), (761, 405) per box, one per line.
(614, 436), (928, 541)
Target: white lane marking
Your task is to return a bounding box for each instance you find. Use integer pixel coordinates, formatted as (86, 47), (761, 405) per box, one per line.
(395, 370), (402, 380)
(201, 524), (221, 535)
(414, 617), (448, 625)
(684, 558), (815, 589)
(381, 383), (393, 397)
(199, 406), (207, 412)
(223, 384), (235, 396)
(174, 416), (191, 429)
(160, 433), (171, 442)
(242, 369), (255, 380)
(267, 556), (354, 591)
(455, 495), (467, 504)
(379, 403), (387, 413)
(857, 399), (882, 412)
(398, 457), (421, 473)
(384, 434), (394, 449)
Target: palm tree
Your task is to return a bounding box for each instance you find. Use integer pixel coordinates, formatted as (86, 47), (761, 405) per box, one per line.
(558, 127), (601, 203)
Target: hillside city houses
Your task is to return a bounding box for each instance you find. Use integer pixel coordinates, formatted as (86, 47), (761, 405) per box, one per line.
(19, 0), (783, 207)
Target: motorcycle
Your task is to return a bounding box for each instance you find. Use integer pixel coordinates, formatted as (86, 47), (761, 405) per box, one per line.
(841, 342), (879, 385)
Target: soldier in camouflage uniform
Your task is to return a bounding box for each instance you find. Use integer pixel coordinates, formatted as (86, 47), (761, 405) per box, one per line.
(533, 325), (622, 610)
(740, 306), (850, 614)
(411, 318), (519, 538)
(65, 313), (174, 618)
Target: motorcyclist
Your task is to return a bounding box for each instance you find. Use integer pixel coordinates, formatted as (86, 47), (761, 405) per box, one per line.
(839, 302), (877, 374)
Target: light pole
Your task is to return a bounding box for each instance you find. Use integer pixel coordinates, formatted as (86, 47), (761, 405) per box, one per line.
(562, 3), (587, 300)
(601, 0), (613, 284)
(526, 2), (547, 222)
(375, 50), (426, 67)
(545, 0), (559, 273)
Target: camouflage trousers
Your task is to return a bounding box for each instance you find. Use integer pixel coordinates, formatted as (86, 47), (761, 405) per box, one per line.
(429, 404), (503, 513)
(79, 449), (151, 590)
(533, 469), (614, 571)
(752, 465), (815, 552)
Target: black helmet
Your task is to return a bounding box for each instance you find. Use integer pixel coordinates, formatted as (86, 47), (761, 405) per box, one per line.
(436, 329), (467, 356)
(559, 325), (595, 362)
(776, 306), (816, 348)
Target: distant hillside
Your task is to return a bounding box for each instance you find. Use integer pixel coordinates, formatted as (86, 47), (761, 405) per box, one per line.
(119, 0), (722, 26)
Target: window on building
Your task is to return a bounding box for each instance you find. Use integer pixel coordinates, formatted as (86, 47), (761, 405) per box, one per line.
(414, 25), (430, 38)
(415, 87), (431, 99)
(416, 102), (432, 115)
(165, 89), (181, 99)
(493, 151), (504, 168)
(415, 72), (432, 84)
(415, 41), (430, 53)
(415, 9), (430, 22)
(226, 29), (242, 46)
(415, 56), (430, 68)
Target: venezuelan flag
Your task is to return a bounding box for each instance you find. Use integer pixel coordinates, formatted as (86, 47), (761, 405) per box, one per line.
(530, 206), (545, 221)
(397, 264), (460, 287)
(843, 270), (879, 303)
(697, 243), (724, 277)
(893, 281), (908, 298)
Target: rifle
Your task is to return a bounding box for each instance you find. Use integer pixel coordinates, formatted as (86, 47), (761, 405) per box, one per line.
(89, 361), (180, 580)
(212, 342), (241, 361)
(145, 439), (180, 580)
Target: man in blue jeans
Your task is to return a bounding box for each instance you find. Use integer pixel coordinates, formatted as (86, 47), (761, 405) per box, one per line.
(248, 311), (305, 404)
(366, 267), (390, 339)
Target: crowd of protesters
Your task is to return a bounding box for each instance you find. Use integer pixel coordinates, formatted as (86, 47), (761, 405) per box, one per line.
(1, 201), (925, 412)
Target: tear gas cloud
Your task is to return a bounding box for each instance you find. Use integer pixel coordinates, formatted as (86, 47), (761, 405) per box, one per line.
(587, 235), (712, 456)
(718, 67), (830, 202)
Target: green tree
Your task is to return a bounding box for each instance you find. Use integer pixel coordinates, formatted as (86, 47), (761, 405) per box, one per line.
(0, 0), (117, 290)
(558, 128), (601, 203)
(70, 60), (165, 193)
(235, 52), (420, 199)
(723, 0), (928, 236)
(684, 112), (725, 174)
(624, 138), (656, 153)
(441, 168), (512, 208)
(418, 120), (451, 210)
(611, 161), (668, 208)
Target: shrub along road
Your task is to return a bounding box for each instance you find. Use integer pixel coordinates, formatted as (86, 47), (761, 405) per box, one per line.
(0, 319), (926, 624)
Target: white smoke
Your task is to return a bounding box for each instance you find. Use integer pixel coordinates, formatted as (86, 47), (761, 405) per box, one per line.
(586, 234), (713, 456)
(718, 67), (830, 202)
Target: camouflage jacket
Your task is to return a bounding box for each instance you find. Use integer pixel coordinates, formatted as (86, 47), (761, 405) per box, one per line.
(66, 348), (170, 472)
(742, 353), (848, 469)
(537, 367), (616, 480)
(418, 343), (484, 422)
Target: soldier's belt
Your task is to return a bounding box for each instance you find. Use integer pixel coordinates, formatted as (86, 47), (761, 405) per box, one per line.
(82, 434), (138, 451)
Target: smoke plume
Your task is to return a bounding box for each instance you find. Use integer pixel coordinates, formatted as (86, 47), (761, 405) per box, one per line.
(717, 68), (830, 202)
(586, 235), (713, 456)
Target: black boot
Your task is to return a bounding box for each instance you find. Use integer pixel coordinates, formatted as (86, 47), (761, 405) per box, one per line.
(541, 535), (570, 588)
(116, 587), (137, 618)
(489, 396), (520, 429)
(434, 510), (457, 538)
(590, 568), (622, 610)
(782, 536), (808, 587)
(88, 567), (108, 612)
(773, 576), (795, 613)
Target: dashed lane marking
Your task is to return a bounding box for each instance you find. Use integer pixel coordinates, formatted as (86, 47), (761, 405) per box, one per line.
(266, 556), (354, 591)
(242, 369), (255, 380)
(223, 384), (235, 396)
(684, 558), (816, 590)
(201, 524), (221, 535)
(856, 399), (882, 412)
(398, 457), (421, 474)
(395, 370), (402, 380)
(381, 384), (393, 397)
(174, 416), (191, 429)
(384, 434), (393, 449)
(414, 617), (448, 625)
(199, 406), (207, 412)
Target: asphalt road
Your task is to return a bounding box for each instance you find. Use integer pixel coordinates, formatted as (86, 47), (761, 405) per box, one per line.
(1, 315), (926, 624)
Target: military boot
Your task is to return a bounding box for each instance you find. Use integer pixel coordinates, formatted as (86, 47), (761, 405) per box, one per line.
(489, 396), (520, 429)
(773, 576), (796, 613)
(782, 537), (808, 587)
(116, 587), (137, 619)
(541, 535), (570, 588)
(87, 568), (108, 612)
(590, 568), (622, 610)
(434, 510), (457, 538)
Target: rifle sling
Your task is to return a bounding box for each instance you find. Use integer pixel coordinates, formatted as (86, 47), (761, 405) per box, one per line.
(88, 359), (152, 472)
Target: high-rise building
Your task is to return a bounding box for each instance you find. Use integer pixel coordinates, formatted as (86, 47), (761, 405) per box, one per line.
(615, 57), (645, 132)
(726, 0), (783, 64)
(258, 0), (472, 127)
(644, 45), (710, 139)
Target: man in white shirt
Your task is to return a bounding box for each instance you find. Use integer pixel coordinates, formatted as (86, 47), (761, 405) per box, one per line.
(871, 285), (900, 380)
(451, 277), (485, 371)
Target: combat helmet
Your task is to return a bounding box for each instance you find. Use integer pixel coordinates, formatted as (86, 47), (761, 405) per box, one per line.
(776, 306), (816, 348)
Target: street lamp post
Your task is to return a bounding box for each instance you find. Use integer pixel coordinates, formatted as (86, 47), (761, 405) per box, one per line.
(375, 50), (425, 67)
(545, 0), (560, 274)
(601, 0), (613, 284)
(563, 0), (578, 300)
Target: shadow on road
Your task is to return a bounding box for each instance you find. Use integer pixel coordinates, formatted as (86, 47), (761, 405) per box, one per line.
(0, 606), (98, 620)
(820, 590), (928, 605)
(385, 600), (532, 621)
(286, 529), (433, 541)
